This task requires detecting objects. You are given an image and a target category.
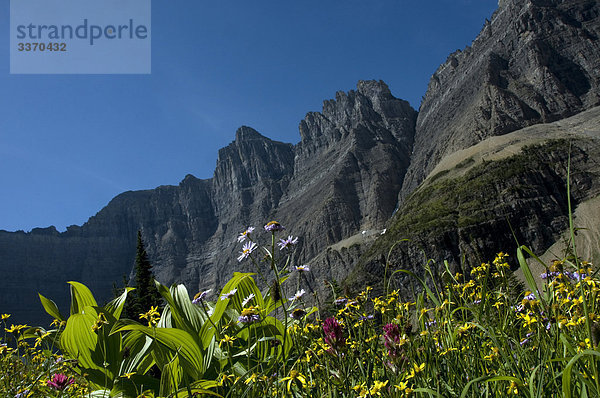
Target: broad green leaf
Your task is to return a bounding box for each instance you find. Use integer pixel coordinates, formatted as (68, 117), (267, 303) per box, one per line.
(198, 273), (263, 348)
(93, 307), (124, 379)
(155, 281), (203, 347)
(104, 287), (134, 320)
(112, 320), (204, 378)
(158, 304), (173, 328)
(160, 355), (182, 396)
(68, 281), (98, 315)
(60, 305), (124, 389)
(60, 311), (106, 378)
(38, 293), (64, 321)
(110, 374), (160, 398)
(87, 389), (111, 397)
(165, 284), (206, 349)
(120, 330), (154, 375)
(211, 273), (260, 322)
(203, 334), (216, 372)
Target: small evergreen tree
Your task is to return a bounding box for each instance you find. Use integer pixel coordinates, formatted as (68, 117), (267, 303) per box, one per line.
(125, 231), (162, 320)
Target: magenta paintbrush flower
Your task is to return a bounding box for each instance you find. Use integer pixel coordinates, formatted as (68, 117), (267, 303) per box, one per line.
(322, 317), (345, 351)
(47, 373), (74, 390)
(383, 323), (402, 358)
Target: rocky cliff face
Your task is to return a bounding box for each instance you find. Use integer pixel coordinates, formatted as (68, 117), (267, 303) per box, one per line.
(0, 80), (416, 325)
(3, 0), (600, 325)
(401, 0), (600, 198)
(347, 129), (600, 296)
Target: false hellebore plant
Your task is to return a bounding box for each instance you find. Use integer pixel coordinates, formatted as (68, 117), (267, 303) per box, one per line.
(35, 221), (317, 397)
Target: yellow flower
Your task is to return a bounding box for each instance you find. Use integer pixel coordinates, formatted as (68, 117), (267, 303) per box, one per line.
(219, 334), (236, 348)
(5, 324), (29, 335)
(139, 306), (160, 327)
(396, 380), (413, 392)
(353, 383), (368, 397)
(578, 338), (592, 352)
(369, 380), (389, 396)
(245, 373), (259, 385)
(219, 373), (236, 386)
(280, 369), (306, 392)
(521, 313), (537, 328)
(50, 318), (66, 328)
(91, 312), (109, 333)
(34, 331), (51, 348)
(492, 301), (504, 309)
(366, 335), (378, 344)
(483, 346), (499, 361)
(412, 362), (425, 373)
(1, 314), (10, 320)
(304, 350), (313, 363)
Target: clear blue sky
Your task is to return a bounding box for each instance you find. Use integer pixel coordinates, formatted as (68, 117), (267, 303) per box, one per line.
(0, 0), (498, 232)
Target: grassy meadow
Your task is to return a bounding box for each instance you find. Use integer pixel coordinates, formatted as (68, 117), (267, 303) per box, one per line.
(2, 216), (599, 397)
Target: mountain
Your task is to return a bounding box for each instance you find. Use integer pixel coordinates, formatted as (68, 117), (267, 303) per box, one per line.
(0, 81), (416, 325)
(401, 0), (600, 198)
(2, 0), (600, 325)
(345, 108), (600, 294)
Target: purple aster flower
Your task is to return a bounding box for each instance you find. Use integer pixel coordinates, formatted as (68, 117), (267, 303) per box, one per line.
(541, 271), (560, 280)
(264, 221), (285, 232)
(238, 307), (261, 324)
(14, 390), (29, 398)
(515, 304), (524, 312)
(237, 226), (255, 242)
(333, 297), (348, 306)
(359, 314), (374, 321)
(220, 288), (237, 301)
(323, 317), (345, 351)
(523, 292), (536, 301)
(295, 265), (310, 272)
(238, 313), (261, 324)
(472, 299), (482, 305)
(566, 271), (587, 281)
(277, 235), (298, 250)
(237, 241), (257, 262)
(520, 332), (534, 346)
(47, 373), (74, 391)
(192, 289), (211, 304)
(289, 289), (306, 301)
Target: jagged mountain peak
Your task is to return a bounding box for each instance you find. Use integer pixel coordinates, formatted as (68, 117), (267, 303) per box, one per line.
(234, 125), (267, 142)
(213, 126), (294, 196)
(298, 81), (416, 151)
(356, 79), (393, 99)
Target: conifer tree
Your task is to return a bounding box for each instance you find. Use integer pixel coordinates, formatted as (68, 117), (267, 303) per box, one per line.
(125, 231), (162, 320)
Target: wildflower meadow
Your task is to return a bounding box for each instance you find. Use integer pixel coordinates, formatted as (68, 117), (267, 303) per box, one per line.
(2, 214), (599, 397)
